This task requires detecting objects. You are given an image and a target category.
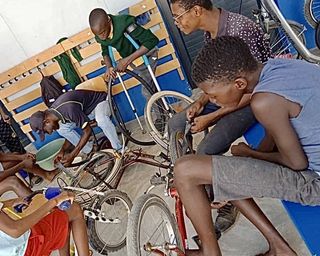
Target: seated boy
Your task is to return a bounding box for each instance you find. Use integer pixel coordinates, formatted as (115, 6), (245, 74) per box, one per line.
(89, 8), (159, 98)
(0, 152), (59, 184)
(0, 184), (90, 256)
(174, 36), (320, 255)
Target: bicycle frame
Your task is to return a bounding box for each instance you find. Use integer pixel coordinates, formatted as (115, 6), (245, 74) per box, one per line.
(264, 0), (320, 63)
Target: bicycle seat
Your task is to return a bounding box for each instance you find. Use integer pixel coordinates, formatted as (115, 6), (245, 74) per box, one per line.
(315, 21), (320, 49)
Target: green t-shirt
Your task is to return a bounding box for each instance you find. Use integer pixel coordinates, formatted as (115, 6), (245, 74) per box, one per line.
(95, 14), (159, 58)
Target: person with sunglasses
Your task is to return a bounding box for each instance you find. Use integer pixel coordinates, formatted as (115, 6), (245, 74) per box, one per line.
(169, 0), (270, 239)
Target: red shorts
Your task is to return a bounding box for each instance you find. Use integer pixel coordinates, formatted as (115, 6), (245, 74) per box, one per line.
(24, 208), (69, 256)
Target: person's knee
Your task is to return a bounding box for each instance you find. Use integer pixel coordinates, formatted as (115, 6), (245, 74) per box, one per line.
(174, 155), (195, 186)
(6, 176), (24, 192)
(197, 141), (228, 156)
(96, 115), (111, 128)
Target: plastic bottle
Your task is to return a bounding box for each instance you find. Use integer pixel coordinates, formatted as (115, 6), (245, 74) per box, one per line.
(44, 187), (71, 210)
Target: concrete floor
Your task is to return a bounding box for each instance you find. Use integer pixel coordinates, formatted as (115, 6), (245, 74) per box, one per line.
(29, 88), (311, 256)
(97, 140), (310, 256)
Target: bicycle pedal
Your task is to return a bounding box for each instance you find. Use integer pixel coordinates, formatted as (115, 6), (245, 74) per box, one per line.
(84, 210), (121, 224)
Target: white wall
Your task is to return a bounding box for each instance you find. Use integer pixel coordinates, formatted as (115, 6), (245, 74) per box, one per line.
(0, 0), (140, 73)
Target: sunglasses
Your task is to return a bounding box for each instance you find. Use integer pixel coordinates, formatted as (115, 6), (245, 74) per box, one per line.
(173, 8), (192, 22)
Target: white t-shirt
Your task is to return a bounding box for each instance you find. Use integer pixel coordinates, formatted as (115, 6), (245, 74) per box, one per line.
(0, 202), (31, 256)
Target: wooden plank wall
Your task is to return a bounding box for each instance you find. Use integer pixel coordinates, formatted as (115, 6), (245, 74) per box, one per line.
(0, 0), (185, 142)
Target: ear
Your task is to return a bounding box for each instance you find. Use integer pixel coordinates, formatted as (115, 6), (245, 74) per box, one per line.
(234, 77), (248, 90)
(193, 6), (203, 16)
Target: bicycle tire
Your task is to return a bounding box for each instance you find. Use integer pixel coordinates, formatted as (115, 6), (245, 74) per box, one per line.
(127, 193), (184, 256)
(304, 0), (320, 28)
(108, 69), (157, 146)
(71, 149), (122, 190)
(268, 20), (307, 58)
(88, 189), (132, 254)
(169, 130), (185, 165)
(145, 90), (194, 150)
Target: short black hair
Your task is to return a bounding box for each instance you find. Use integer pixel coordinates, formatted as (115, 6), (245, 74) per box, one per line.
(89, 8), (108, 28)
(192, 36), (259, 84)
(170, 0), (213, 11)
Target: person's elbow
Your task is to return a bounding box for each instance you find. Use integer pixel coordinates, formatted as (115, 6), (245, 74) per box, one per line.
(3, 226), (25, 239)
(289, 157), (308, 171)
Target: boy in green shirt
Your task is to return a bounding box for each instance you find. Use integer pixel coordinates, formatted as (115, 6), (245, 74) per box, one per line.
(89, 8), (159, 98)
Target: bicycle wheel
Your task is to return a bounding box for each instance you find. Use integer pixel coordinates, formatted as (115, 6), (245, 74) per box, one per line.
(269, 20), (307, 58)
(88, 189), (132, 254)
(127, 194), (184, 256)
(169, 130), (187, 165)
(304, 0), (320, 28)
(108, 69), (156, 146)
(71, 149), (122, 189)
(145, 90), (194, 150)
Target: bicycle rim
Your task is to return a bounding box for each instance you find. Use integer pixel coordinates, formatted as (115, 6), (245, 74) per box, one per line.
(88, 189), (132, 254)
(127, 194), (184, 256)
(108, 69), (156, 146)
(304, 0), (320, 28)
(71, 149), (121, 190)
(269, 20), (306, 58)
(145, 91), (194, 150)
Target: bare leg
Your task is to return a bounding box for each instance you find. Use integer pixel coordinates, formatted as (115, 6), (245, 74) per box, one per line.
(0, 176), (31, 197)
(58, 230), (71, 256)
(231, 199), (296, 256)
(65, 203), (90, 256)
(174, 155), (221, 256)
(175, 155), (296, 256)
(25, 164), (59, 182)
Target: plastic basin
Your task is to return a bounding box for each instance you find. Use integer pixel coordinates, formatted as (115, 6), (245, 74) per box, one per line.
(36, 138), (65, 171)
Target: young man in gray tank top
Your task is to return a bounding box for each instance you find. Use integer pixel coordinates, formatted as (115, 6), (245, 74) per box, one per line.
(174, 36), (320, 256)
(169, 0), (271, 236)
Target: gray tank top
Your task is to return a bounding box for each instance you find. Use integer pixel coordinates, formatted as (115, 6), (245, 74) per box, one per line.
(253, 59), (320, 173)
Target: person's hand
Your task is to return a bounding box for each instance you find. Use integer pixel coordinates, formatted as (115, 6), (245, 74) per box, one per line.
(54, 149), (65, 164)
(24, 153), (35, 160)
(231, 142), (253, 157)
(210, 200), (228, 209)
(21, 157), (35, 169)
(115, 57), (131, 73)
(104, 67), (117, 82)
(2, 114), (11, 124)
(53, 191), (75, 206)
(60, 152), (75, 167)
(186, 101), (204, 121)
(190, 114), (214, 133)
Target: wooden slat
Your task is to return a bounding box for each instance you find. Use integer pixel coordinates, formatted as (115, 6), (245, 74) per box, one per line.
(79, 43), (101, 60)
(23, 45), (64, 70)
(0, 72), (42, 99)
(6, 88), (41, 111)
(143, 12), (162, 30)
(154, 29), (168, 41)
(111, 59), (181, 95)
(0, 44), (64, 85)
(21, 124), (32, 134)
(129, 0), (157, 17)
(60, 28), (95, 51)
(0, 64), (27, 85)
(77, 42), (175, 77)
(14, 103), (47, 122)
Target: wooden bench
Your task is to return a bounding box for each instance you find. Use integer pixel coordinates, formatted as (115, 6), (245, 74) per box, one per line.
(0, 0), (189, 147)
(244, 122), (320, 255)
